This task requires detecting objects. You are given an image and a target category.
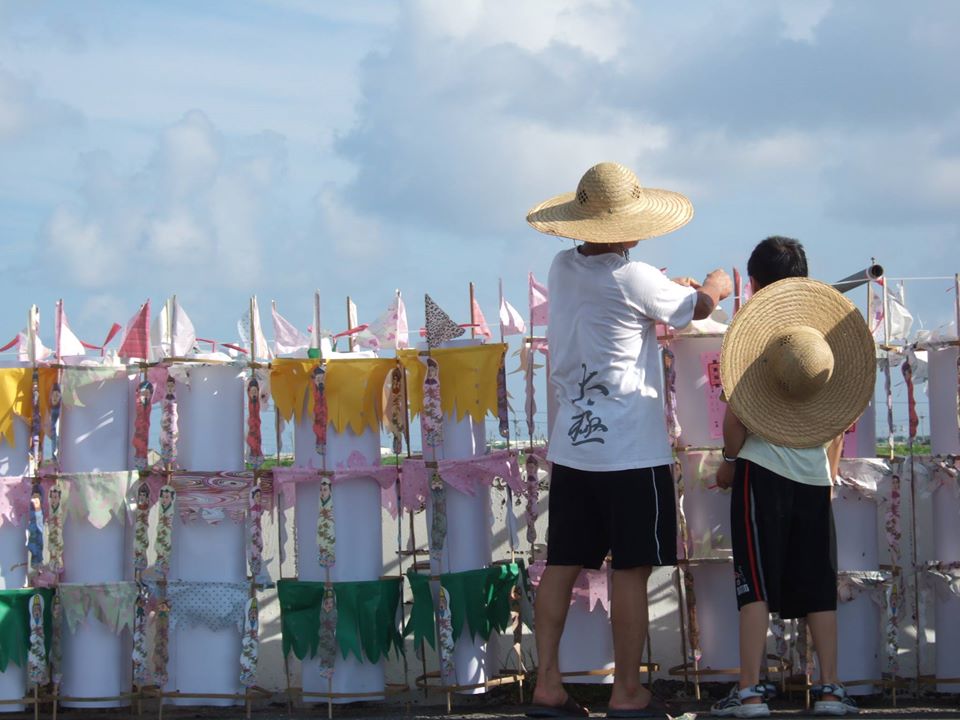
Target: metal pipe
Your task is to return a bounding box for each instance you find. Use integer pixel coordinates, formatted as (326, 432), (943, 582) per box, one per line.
(831, 264), (884, 293)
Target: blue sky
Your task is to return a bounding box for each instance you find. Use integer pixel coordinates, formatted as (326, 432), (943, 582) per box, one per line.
(1, 0), (958, 436)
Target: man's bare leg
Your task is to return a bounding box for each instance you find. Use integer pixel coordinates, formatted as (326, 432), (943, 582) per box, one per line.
(608, 566), (653, 710)
(807, 610), (840, 700)
(532, 565), (582, 707)
(738, 601), (769, 704)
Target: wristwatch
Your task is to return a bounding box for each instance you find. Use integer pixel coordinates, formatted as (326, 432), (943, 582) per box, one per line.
(721, 449), (737, 463)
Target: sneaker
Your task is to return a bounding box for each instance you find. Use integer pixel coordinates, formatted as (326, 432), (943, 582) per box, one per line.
(711, 684), (772, 718)
(813, 683), (859, 716)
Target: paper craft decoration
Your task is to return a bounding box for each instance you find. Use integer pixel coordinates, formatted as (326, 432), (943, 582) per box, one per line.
(0, 588), (53, 673)
(356, 293), (409, 350)
(249, 483), (264, 579)
(0, 366), (56, 448)
(240, 596), (259, 687)
(384, 367), (406, 455)
(271, 302), (310, 356)
(155, 484), (176, 577)
(318, 584), (337, 679)
(436, 586), (456, 681)
(662, 348), (681, 445)
(902, 358), (919, 440)
(117, 301), (151, 360)
(48, 383), (62, 467)
(159, 374), (178, 467)
(470, 297), (492, 339)
(524, 455), (539, 547)
(27, 483), (44, 569)
(133, 481), (151, 573)
(29, 369), (41, 474)
(152, 297), (196, 359)
(496, 358), (509, 439)
(45, 481), (63, 575)
(424, 294), (464, 348)
(317, 477), (335, 568)
(699, 350), (724, 440)
(429, 471), (447, 561)
(58, 582), (138, 635)
(524, 343), (536, 437)
(27, 593), (47, 686)
(499, 279), (526, 337)
(133, 379), (152, 470)
(154, 596), (170, 686)
(246, 375), (264, 468)
(132, 587), (149, 686)
(529, 272), (549, 327)
(312, 364), (328, 459)
(49, 592), (62, 687)
(421, 357), (443, 451)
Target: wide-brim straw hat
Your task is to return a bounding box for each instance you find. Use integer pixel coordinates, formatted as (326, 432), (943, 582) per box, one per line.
(720, 277), (876, 448)
(526, 162), (694, 244)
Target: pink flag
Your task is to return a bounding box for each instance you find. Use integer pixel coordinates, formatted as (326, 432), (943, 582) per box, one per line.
(499, 278), (526, 336)
(55, 300), (86, 358)
(471, 297), (492, 339)
(356, 293), (409, 350)
(529, 272), (549, 327)
(118, 301), (151, 360)
(272, 302), (310, 355)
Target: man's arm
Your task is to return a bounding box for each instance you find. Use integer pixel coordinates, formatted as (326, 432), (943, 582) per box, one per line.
(827, 433), (845, 482)
(693, 269), (733, 320)
(716, 406), (747, 489)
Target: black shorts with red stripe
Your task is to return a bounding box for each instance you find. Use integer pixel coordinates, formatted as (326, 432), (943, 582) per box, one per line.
(730, 459), (837, 619)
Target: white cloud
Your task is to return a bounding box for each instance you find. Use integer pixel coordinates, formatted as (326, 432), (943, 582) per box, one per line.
(0, 63), (80, 141)
(776, 0), (832, 43)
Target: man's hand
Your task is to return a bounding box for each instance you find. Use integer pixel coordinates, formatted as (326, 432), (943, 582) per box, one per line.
(693, 268), (734, 320)
(716, 460), (735, 489)
(672, 276), (702, 289)
(703, 269), (733, 301)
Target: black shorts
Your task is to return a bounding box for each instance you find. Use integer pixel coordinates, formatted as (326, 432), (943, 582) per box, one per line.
(546, 463), (677, 570)
(730, 459), (837, 619)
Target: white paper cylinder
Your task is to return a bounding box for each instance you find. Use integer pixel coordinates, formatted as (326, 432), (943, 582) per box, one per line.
(679, 452), (731, 558)
(832, 487), (879, 572)
(0, 523), (26, 589)
(688, 563), (741, 681)
(0, 417), (29, 477)
(176, 366), (245, 472)
(932, 485), (960, 565)
(59, 375), (131, 473)
(671, 335), (725, 450)
(836, 593), (880, 695)
(61, 613), (132, 708)
(928, 347), (960, 456)
(935, 591), (960, 692)
(63, 516), (126, 584)
(557, 601), (614, 684)
(168, 625), (242, 706)
(0, 664), (25, 713)
(841, 400), (877, 459)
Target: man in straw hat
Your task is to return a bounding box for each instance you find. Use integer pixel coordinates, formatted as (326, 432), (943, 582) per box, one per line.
(713, 237), (875, 718)
(526, 161), (732, 717)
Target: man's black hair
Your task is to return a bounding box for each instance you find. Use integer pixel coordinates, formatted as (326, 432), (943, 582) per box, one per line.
(747, 236), (808, 290)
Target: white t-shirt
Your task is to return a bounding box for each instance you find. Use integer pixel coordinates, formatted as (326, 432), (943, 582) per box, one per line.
(738, 436), (832, 486)
(546, 247), (697, 471)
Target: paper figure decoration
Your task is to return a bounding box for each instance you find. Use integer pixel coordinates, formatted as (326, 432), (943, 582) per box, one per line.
(318, 583), (337, 680)
(133, 379), (153, 470)
(497, 357), (509, 439)
(525, 455), (539, 547)
(134, 481), (151, 573)
(240, 596), (259, 687)
(48, 383), (62, 467)
(529, 272), (549, 327)
(424, 294), (464, 349)
(29, 368), (41, 475)
(902, 358), (919, 440)
(50, 591), (62, 687)
(27, 593), (48, 686)
(436, 586), (456, 681)
(523, 343), (537, 438)
(155, 484), (176, 577)
(312, 364), (328, 458)
(421, 357), (443, 451)
(46, 482), (64, 575)
(249, 484), (264, 579)
(700, 351), (724, 440)
(662, 348), (681, 445)
(246, 375), (264, 468)
(317, 477), (335, 568)
(385, 367), (406, 455)
(159, 375), (178, 467)
(27, 483), (44, 569)
(132, 587), (149, 686)
(154, 597), (170, 686)
(429, 471), (447, 562)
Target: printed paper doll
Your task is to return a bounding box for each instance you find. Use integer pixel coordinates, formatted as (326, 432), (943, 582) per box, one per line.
(312, 365), (328, 457)
(159, 376), (178, 466)
(48, 383), (62, 465)
(318, 584), (337, 679)
(436, 586), (455, 680)
(134, 482), (151, 572)
(421, 357), (443, 450)
(429, 471), (447, 561)
(317, 477), (335, 568)
(27, 483), (44, 569)
(246, 376), (264, 468)
(249, 484), (264, 578)
(46, 483), (64, 574)
(133, 380), (153, 470)
(240, 597), (259, 687)
(155, 484), (176, 577)
(27, 593), (48, 685)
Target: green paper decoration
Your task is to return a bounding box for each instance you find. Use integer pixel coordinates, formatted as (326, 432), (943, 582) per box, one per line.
(0, 588), (54, 672)
(277, 578), (403, 663)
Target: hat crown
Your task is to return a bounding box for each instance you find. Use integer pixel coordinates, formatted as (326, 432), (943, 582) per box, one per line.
(765, 325), (835, 402)
(575, 162), (644, 215)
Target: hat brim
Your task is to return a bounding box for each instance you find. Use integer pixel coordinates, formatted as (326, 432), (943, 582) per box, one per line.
(526, 187), (694, 244)
(720, 278), (876, 449)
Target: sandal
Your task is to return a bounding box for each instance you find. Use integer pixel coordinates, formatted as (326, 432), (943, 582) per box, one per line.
(527, 694), (591, 718)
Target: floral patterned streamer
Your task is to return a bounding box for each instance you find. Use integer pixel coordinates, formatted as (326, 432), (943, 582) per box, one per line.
(436, 586), (456, 682)
(524, 455), (539, 548)
(133, 481), (151, 574)
(317, 584), (337, 679)
(160, 375), (178, 467)
(154, 595), (170, 686)
(133, 379), (153, 471)
(497, 359), (510, 439)
(49, 382), (62, 469)
(46, 481), (64, 575)
(884, 357), (895, 458)
(682, 568), (702, 664)
(27, 593), (48, 686)
(317, 477), (335, 568)
(885, 472), (902, 676)
(387, 367), (406, 455)
(29, 368), (41, 476)
(246, 375), (264, 469)
(155, 484), (176, 577)
(240, 596), (259, 687)
(132, 587), (150, 686)
(662, 348), (681, 445)
(429, 471), (447, 562)
(50, 591), (63, 687)
(421, 357), (443, 452)
(27, 482), (44, 569)
(249, 483), (264, 579)
(312, 364), (328, 459)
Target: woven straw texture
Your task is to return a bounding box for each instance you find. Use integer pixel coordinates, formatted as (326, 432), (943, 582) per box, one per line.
(720, 277), (876, 448)
(526, 162), (693, 244)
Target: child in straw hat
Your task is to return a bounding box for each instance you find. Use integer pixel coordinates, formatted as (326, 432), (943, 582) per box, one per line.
(526, 162), (732, 718)
(714, 236), (874, 718)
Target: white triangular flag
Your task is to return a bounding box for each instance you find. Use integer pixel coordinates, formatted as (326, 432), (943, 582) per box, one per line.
(55, 300), (86, 358)
(272, 302), (310, 355)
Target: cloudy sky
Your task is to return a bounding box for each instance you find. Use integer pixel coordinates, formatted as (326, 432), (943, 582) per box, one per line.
(1, 0), (958, 431)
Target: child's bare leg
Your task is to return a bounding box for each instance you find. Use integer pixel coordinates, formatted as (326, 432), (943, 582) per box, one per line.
(807, 610), (839, 698)
(738, 601), (769, 703)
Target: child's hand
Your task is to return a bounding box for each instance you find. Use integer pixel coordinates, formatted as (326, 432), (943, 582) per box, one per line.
(716, 461), (734, 489)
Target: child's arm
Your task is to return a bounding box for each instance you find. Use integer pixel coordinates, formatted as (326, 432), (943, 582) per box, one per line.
(827, 433), (845, 483)
(717, 406), (748, 489)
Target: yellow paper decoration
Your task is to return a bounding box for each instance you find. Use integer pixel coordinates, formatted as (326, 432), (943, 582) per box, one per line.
(397, 344), (506, 423)
(270, 358), (396, 436)
(0, 367), (57, 447)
